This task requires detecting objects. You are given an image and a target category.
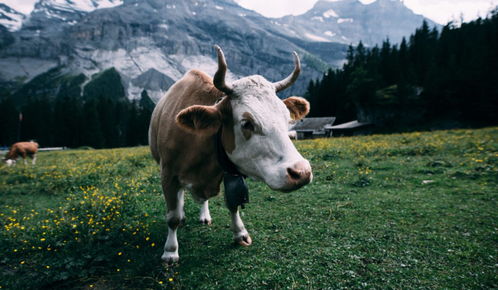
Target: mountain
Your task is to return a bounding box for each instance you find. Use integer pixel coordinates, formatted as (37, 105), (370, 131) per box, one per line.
(25, 0), (123, 33)
(0, 0), (438, 103)
(0, 3), (25, 31)
(268, 0), (439, 45)
(0, 0), (339, 102)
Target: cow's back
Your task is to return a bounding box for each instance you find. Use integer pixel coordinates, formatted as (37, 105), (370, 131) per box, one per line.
(8, 141), (38, 158)
(149, 70), (224, 185)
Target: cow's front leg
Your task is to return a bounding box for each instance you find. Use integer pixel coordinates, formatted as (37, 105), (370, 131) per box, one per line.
(162, 186), (184, 264)
(230, 208), (252, 246)
(191, 194), (212, 225)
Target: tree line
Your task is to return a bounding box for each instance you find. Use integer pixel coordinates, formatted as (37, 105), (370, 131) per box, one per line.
(0, 68), (154, 149)
(306, 9), (498, 131)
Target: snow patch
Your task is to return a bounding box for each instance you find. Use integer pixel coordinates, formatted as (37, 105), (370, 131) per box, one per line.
(338, 18), (354, 24)
(215, 5), (224, 10)
(0, 7), (25, 31)
(304, 33), (330, 42)
(323, 9), (339, 18)
(42, 0), (123, 13)
(324, 31), (336, 37)
(312, 16), (324, 22)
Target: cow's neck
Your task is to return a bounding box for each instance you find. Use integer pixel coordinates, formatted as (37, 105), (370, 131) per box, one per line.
(215, 128), (244, 177)
(214, 127), (249, 209)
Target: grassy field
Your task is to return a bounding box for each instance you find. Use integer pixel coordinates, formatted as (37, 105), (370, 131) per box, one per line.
(0, 128), (497, 289)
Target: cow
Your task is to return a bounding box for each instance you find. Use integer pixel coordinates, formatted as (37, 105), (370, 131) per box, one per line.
(3, 141), (39, 166)
(149, 46), (312, 264)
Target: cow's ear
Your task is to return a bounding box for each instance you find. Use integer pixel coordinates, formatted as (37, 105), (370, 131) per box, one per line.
(283, 96), (310, 120)
(176, 105), (222, 135)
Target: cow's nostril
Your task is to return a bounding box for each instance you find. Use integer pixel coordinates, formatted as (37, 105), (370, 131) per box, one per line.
(287, 167), (302, 180)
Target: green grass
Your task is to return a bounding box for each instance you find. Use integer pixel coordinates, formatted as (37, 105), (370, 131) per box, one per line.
(1, 128), (497, 289)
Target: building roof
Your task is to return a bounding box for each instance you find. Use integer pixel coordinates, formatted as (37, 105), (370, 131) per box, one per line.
(325, 120), (371, 130)
(292, 117), (336, 131)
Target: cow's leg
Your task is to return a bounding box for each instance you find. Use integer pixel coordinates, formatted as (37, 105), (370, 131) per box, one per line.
(31, 154), (36, 165)
(161, 177), (184, 264)
(229, 208), (252, 246)
(20, 151), (27, 165)
(191, 194), (212, 225)
(199, 199), (212, 225)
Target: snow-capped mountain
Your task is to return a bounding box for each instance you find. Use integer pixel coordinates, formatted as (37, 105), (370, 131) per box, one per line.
(0, 0), (335, 101)
(269, 0), (438, 45)
(31, 0), (123, 23)
(0, 0), (438, 103)
(0, 3), (25, 31)
(24, 0), (124, 36)
(39, 0), (123, 13)
(0, 0), (123, 32)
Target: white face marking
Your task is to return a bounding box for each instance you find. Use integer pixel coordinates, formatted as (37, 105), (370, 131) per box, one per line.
(226, 75), (311, 191)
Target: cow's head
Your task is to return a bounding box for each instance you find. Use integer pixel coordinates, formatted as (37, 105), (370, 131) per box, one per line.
(3, 158), (15, 166)
(177, 46), (312, 192)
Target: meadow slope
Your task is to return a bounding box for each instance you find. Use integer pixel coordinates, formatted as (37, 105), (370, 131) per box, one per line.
(0, 128), (497, 289)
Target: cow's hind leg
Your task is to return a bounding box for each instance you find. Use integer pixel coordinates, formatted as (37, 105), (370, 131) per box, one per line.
(199, 200), (212, 225)
(229, 208), (252, 246)
(161, 178), (184, 264)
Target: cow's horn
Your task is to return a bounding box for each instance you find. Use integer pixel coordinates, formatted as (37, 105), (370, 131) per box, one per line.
(213, 45), (234, 95)
(274, 51), (301, 93)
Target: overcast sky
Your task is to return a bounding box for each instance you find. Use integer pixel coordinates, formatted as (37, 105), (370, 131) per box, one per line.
(2, 0), (497, 24)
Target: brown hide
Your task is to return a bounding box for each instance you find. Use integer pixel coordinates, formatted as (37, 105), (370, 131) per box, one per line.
(149, 70), (232, 200)
(5, 142), (39, 160)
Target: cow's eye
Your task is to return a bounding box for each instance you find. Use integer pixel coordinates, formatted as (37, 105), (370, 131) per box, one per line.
(241, 119), (255, 131)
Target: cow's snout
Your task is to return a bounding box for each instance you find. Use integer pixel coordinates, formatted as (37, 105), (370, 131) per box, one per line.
(283, 160), (312, 191)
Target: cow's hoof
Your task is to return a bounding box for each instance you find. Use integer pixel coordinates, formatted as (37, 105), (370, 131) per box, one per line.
(200, 218), (212, 225)
(235, 234), (252, 247)
(161, 252), (179, 265)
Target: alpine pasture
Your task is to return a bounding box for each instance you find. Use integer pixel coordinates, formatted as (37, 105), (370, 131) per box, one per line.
(1, 128), (497, 289)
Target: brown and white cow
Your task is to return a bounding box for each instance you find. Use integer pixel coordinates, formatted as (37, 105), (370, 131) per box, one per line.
(3, 141), (39, 166)
(149, 46), (312, 263)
